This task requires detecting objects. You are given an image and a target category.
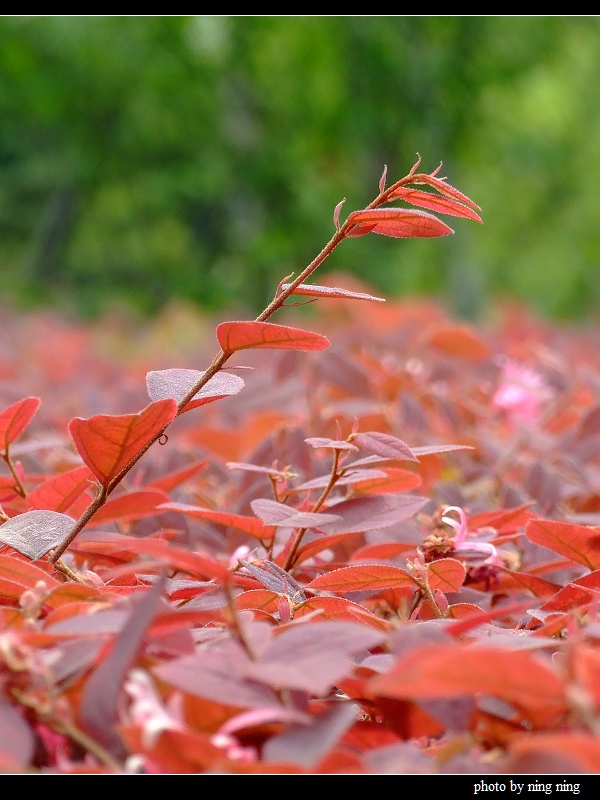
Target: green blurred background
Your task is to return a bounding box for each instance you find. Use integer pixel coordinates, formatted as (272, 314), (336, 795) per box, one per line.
(1, 16), (599, 319)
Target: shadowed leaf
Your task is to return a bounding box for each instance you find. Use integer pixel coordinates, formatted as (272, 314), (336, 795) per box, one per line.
(26, 466), (94, 513)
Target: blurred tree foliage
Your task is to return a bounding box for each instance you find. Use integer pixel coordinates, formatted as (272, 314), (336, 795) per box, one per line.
(1, 16), (599, 318)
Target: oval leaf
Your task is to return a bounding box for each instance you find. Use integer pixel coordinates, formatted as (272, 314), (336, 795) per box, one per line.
(69, 399), (178, 489)
(146, 369), (244, 413)
(422, 323), (491, 360)
(426, 558), (466, 593)
(353, 432), (417, 461)
(305, 564), (416, 593)
(0, 510), (75, 559)
(526, 519), (600, 570)
(0, 397), (40, 451)
(27, 465), (95, 513)
(216, 321), (329, 354)
(347, 208), (454, 238)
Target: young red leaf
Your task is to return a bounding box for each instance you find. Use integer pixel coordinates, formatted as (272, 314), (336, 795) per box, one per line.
(407, 173), (481, 210)
(0, 397), (40, 451)
(390, 187), (483, 222)
(280, 283), (385, 302)
(159, 502), (276, 542)
(422, 323), (491, 360)
(0, 553), (60, 590)
(26, 465), (94, 513)
(84, 488), (169, 527)
(305, 564), (416, 593)
(426, 558), (466, 593)
(353, 468), (422, 495)
(526, 518), (600, 570)
(370, 644), (567, 728)
(350, 542), (414, 561)
(146, 460), (207, 492)
(347, 208), (454, 239)
(0, 510), (75, 559)
(293, 596), (389, 631)
(216, 321), (329, 354)
(69, 399), (178, 489)
(146, 369), (244, 413)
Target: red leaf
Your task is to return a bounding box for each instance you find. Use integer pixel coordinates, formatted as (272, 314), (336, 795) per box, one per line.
(146, 369), (244, 413)
(426, 558), (466, 593)
(216, 321), (329, 354)
(370, 644), (567, 728)
(350, 542), (414, 561)
(347, 208), (454, 238)
(0, 554), (60, 591)
(160, 502), (276, 542)
(526, 518), (600, 570)
(293, 596), (389, 631)
(27, 466), (94, 513)
(0, 397), (40, 451)
(85, 488), (169, 527)
(280, 283), (385, 302)
(69, 399), (178, 489)
(103, 538), (231, 583)
(422, 323), (491, 360)
(353, 468), (422, 495)
(305, 564), (416, 593)
(390, 188), (483, 222)
(146, 460), (207, 492)
(407, 173), (481, 210)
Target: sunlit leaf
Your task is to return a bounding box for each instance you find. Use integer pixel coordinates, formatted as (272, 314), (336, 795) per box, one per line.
(305, 564), (416, 593)
(216, 321), (329, 354)
(69, 399), (177, 489)
(159, 502), (276, 542)
(347, 208), (454, 238)
(389, 188), (482, 222)
(27, 466), (95, 513)
(426, 558), (466, 593)
(0, 397), (40, 451)
(526, 519), (600, 570)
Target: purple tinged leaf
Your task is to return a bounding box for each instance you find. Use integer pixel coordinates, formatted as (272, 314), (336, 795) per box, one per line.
(410, 444), (474, 457)
(240, 558), (305, 599)
(325, 495), (428, 534)
(154, 640), (282, 709)
(291, 469), (389, 493)
(250, 498), (341, 529)
(245, 621), (385, 696)
(263, 702), (359, 769)
(280, 283), (385, 302)
(333, 198), (346, 230)
(0, 510), (75, 559)
(0, 698), (35, 768)
(379, 164), (388, 193)
(353, 432), (417, 461)
(304, 437), (358, 451)
(79, 576), (166, 756)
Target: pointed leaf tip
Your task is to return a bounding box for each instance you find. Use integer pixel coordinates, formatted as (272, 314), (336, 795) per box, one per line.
(69, 399), (178, 489)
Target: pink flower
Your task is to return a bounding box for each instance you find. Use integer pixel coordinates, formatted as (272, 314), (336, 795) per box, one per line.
(123, 669), (185, 748)
(492, 359), (553, 424)
(441, 506), (503, 567)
